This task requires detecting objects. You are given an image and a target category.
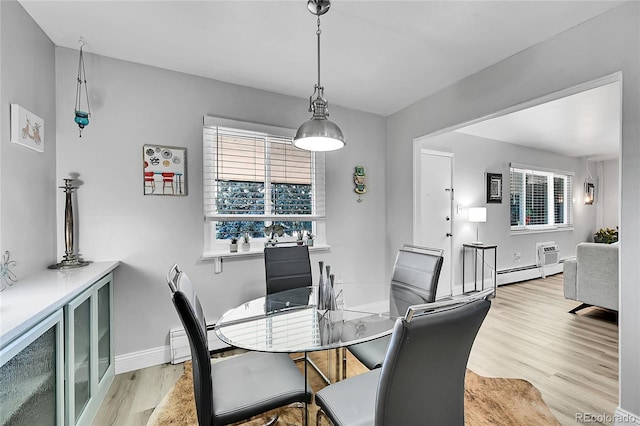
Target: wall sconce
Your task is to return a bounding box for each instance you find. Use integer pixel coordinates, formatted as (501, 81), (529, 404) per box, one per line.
(468, 207), (487, 244)
(584, 182), (595, 205)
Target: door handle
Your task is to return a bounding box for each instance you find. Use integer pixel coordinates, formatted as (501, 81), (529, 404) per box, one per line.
(446, 233), (453, 237)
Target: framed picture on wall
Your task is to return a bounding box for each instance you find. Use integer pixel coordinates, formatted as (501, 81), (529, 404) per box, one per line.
(486, 172), (502, 203)
(143, 145), (187, 196)
(10, 104), (44, 152)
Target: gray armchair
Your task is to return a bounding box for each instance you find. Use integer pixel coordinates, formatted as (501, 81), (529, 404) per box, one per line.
(315, 289), (492, 426)
(166, 264), (311, 425)
(348, 244), (444, 369)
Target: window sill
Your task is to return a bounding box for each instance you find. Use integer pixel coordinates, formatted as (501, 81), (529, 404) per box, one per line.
(202, 244), (331, 272)
(510, 226), (573, 236)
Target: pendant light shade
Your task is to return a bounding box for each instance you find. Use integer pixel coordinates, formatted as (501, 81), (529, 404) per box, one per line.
(294, 109), (345, 151)
(294, 0), (345, 152)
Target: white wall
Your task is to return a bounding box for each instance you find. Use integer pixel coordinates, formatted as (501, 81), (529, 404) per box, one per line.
(421, 131), (596, 274)
(599, 159), (619, 230)
(0, 0), (57, 277)
(53, 47), (388, 365)
(387, 2), (639, 419)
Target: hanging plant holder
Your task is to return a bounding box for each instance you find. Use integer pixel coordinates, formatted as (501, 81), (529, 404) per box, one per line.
(74, 39), (92, 137)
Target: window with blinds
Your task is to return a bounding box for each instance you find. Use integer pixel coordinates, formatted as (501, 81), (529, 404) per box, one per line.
(510, 165), (573, 230)
(203, 119), (325, 244)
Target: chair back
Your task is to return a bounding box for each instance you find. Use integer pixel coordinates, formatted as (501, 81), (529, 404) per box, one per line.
(375, 291), (491, 426)
(167, 264), (213, 426)
(264, 244), (312, 294)
(389, 244), (444, 317)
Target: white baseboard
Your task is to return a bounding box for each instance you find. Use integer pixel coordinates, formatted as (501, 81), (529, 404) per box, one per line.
(614, 407), (640, 425)
(114, 346), (171, 374)
(115, 331), (231, 374)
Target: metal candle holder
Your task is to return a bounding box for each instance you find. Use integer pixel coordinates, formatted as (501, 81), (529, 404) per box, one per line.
(49, 179), (90, 269)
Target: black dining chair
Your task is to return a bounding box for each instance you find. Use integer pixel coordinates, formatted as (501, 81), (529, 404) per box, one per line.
(264, 243), (313, 294)
(166, 264), (311, 425)
(263, 243), (332, 383)
(315, 289), (493, 426)
(347, 244), (444, 370)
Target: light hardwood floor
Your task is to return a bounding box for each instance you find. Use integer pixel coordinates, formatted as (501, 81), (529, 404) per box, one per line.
(93, 274), (618, 425)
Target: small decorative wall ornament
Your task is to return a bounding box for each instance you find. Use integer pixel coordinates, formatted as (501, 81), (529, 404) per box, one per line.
(0, 251), (17, 291)
(354, 165), (366, 202)
(143, 145), (187, 195)
(74, 38), (92, 137)
(10, 104), (44, 152)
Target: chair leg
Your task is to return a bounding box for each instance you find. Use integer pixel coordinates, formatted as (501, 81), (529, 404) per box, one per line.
(316, 407), (334, 426)
(569, 303), (591, 314)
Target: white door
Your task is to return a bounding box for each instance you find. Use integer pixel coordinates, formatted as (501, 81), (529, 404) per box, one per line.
(414, 149), (453, 299)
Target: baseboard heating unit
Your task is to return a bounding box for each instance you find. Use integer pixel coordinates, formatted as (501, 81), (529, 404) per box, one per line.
(497, 261), (564, 285)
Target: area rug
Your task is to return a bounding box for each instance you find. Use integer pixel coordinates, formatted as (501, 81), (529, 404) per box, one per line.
(147, 351), (560, 426)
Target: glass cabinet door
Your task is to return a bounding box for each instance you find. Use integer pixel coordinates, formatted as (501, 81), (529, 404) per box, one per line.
(66, 290), (92, 424)
(65, 272), (114, 426)
(0, 311), (64, 426)
(96, 280), (111, 382)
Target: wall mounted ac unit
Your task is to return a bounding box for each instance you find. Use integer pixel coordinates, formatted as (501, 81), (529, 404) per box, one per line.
(536, 242), (560, 266)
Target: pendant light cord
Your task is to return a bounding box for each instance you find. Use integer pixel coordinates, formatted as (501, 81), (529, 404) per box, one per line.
(75, 45), (92, 116)
(316, 16), (322, 89)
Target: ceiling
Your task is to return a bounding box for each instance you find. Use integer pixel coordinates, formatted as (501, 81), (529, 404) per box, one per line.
(456, 81), (621, 161)
(18, 0), (624, 159)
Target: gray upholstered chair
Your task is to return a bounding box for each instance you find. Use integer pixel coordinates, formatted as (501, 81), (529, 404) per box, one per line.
(166, 264), (311, 425)
(348, 244), (444, 369)
(315, 289), (492, 426)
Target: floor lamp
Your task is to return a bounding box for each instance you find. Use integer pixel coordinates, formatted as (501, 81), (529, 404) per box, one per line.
(468, 207), (487, 244)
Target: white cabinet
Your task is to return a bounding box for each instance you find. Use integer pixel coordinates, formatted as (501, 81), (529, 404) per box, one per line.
(0, 310), (65, 425)
(0, 262), (118, 426)
(65, 273), (114, 426)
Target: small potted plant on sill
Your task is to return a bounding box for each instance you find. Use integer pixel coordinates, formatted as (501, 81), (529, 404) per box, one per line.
(264, 224), (284, 247)
(296, 229), (304, 245)
(241, 232), (250, 251)
(229, 237), (238, 253)
(306, 232), (315, 247)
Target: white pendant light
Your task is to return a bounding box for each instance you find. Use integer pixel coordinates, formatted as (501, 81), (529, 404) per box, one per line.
(294, 0), (345, 152)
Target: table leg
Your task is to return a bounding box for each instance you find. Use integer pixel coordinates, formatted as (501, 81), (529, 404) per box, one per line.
(481, 250), (485, 291)
(462, 247), (466, 293)
(493, 248), (498, 297)
(473, 249), (478, 291)
(304, 351), (309, 426)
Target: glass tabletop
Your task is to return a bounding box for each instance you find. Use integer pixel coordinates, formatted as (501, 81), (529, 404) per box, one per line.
(214, 283), (403, 353)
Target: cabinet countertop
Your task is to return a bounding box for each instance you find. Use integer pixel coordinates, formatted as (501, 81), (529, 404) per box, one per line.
(0, 261), (120, 348)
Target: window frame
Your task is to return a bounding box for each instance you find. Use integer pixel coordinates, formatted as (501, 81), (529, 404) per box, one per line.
(203, 116), (326, 255)
(510, 163), (574, 234)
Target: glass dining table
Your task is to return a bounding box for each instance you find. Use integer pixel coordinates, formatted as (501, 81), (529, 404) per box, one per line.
(215, 282), (402, 348)
(214, 283), (404, 412)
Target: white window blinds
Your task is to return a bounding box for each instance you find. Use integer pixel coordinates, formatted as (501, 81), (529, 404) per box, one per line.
(203, 124), (325, 221)
(510, 164), (573, 229)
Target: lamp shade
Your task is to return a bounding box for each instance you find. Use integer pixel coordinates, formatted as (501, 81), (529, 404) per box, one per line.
(468, 207), (487, 223)
(294, 117), (345, 151)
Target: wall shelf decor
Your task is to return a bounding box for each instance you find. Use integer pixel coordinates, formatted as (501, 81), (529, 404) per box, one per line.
(354, 165), (366, 202)
(10, 104), (44, 152)
(486, 172), (502, 203)
(143, 145), (187, 196)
